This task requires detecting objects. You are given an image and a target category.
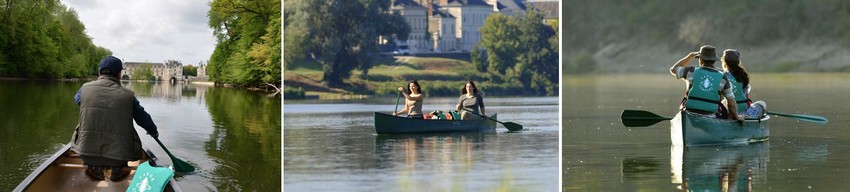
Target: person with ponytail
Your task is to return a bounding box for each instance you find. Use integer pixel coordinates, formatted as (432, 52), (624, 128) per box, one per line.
(721, 49), (766, 119)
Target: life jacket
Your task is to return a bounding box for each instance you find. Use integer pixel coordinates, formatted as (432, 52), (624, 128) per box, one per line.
(685, 67), (724, 113)
(726, 73), (751, 112)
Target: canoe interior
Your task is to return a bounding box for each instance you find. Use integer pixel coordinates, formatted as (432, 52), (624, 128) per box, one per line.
(15, 144), (179, 192)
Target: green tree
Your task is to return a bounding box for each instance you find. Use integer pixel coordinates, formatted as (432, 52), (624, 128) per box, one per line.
(284, 0), (410, 87)
(0, 0), (110, 78)
(477, 9), (558, 94)
(207, 0), (281, 88)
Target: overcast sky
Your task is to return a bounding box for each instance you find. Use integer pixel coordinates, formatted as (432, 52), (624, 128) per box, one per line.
(60, 0), (216, 66)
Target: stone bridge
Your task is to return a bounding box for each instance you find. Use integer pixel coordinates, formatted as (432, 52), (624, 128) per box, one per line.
(121, 60), (184, 82)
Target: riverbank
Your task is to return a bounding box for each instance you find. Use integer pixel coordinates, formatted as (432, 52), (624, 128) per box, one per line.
(284, 56), (551, 99)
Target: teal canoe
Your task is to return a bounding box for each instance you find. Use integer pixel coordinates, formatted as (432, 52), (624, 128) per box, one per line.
(14, 143), (182, 192)
(671, 110), (770, 147)
(374, 112), (497, 134)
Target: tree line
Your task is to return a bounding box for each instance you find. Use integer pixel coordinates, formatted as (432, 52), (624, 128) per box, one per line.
(206, 0), (281, 89)
(0, 0), (112, 78)
(473, 8), (559, 95)
(564, 0), (850, 73)
(283, 1), (558, 95)
(283, 0), (410, 87)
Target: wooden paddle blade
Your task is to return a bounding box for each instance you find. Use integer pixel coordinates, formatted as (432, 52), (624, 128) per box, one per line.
(766, 111), (828, 124)
(621, 110), (673, 127)
(503, 122), (523, 131)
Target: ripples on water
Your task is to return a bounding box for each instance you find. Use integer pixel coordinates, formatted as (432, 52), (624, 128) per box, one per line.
(284, 97), (559, 191)
(564, 74), (850, 191)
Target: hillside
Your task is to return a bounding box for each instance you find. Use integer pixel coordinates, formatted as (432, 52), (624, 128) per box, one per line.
(564, 0), (850, 74)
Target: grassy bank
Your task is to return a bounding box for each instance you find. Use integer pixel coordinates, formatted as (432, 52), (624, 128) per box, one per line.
(284, 57), (535, 99)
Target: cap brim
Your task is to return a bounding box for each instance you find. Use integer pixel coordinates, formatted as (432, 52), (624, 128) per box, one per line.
(701, 56), (719, 61)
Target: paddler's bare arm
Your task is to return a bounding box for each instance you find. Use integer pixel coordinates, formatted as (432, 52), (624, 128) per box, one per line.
(671, 52), (699, 75)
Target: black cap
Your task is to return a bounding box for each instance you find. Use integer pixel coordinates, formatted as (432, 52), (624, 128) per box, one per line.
(98, 56), (123, 75)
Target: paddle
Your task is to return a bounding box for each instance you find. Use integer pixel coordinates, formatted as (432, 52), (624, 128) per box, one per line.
(153, 137), (195, 172)
(620, 110), (672, 127)
(766, 111), (828, 124)
(394, 91), (401, 115)
(461, 108), (523, 131)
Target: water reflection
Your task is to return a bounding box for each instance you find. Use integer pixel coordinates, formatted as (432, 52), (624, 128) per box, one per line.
(121, 81), (210, 102)
(204, 87), (281, 191)
(0, 81), (80, 191)
(374, 133), (494, 184)
(375, 133), (492, 168)
(671, 143), (770, 191)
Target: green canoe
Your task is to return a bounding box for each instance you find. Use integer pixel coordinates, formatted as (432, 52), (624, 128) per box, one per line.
(672, 110), (770, 147)
(374, 112), (497, 134)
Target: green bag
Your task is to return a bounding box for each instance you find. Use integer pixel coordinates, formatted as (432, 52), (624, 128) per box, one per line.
(449, 110), (461, 120)
(432, 110), (446, 120)
(127, 162), (174, 192)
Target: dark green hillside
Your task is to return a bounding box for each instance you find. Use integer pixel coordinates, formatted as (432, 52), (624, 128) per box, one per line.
(564, 0), (850, 74)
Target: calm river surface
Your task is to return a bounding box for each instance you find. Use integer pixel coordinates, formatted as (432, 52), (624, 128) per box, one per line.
(564, 73), (850, 191)
(284, 96), (559, 191)
(0, 80), (280, 191)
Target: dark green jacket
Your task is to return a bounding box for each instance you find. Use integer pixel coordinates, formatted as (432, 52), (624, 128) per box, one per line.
(71, 76), (142, 161)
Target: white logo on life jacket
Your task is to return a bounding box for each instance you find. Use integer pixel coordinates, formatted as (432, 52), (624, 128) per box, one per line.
(698, 75), (715, 92)
(132, 172), (154, 192)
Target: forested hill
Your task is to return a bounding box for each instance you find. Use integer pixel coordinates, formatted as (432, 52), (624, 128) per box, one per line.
(564, 0), (850, 74)
(0, 1), (112, 78)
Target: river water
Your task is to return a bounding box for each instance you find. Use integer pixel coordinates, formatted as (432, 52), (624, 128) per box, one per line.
(284, 96), (559, 191)
(0, 80), (280, 191)
(564, 73), (850, 191)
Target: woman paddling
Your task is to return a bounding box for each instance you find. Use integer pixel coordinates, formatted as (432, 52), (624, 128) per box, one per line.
(721, 49), (766, 119)
(455, 80), (486, 120)
(393, 80), (424, 119)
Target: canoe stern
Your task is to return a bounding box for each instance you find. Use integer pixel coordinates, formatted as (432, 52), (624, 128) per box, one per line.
(671, 110), (770, 147)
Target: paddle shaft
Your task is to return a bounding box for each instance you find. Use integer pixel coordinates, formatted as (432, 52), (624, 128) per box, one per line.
(153, 137), (195, 172)
(394, 91), (400, 114)
(766, 111), (828, 124)
(461, 108), (523, 131)
(621, 109), (760, 127)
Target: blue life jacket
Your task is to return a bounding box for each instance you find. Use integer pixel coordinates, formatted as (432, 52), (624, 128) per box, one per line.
(726, 73), (750, 112)
(685, 67), (724, 113)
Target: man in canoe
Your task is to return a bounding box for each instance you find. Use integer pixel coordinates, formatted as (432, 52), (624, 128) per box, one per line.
(71, 56), (160, 181)
(670, 45), (745, 123)
(720, 49), (767, 118)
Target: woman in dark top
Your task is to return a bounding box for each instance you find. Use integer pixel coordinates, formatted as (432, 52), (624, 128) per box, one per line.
(455, 80), (485, 120)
